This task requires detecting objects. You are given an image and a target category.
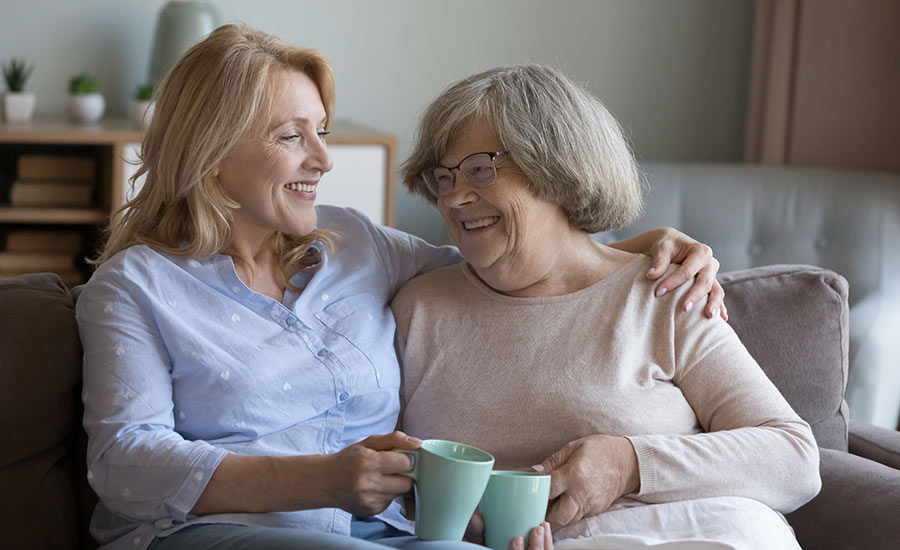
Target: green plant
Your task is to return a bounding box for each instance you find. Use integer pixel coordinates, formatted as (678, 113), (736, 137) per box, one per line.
(2, 58), (35, 92)
(69, 73), (99, 94)
(134, 83), (154, 101)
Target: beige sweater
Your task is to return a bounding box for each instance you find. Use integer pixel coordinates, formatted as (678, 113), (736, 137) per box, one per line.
(392, 255), (821, 513)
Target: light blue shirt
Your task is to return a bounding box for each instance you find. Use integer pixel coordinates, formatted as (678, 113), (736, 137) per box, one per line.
(76, 206), (459, 550)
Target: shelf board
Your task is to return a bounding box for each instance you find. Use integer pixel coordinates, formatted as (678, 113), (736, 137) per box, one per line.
(0, 207), (109, 224)
(0, 118), (141, 145)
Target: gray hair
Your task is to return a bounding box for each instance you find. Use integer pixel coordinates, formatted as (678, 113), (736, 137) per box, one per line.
(401, 64), (642, 233)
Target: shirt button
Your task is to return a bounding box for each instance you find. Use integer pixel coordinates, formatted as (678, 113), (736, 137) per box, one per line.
(286, 317), (297, 327)
(318, 349), (328, 357)
(339, 392), (349, 401)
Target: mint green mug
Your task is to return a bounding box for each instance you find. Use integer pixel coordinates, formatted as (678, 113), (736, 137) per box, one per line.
(397, 439), (495, 541)
(479, 470), (551, 550)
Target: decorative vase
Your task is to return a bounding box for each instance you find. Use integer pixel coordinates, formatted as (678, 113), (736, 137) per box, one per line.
(148, 1), (220, 86)
(68, 93), (105, 124)
(130, 100), (155, 130)
(3, 92), (36, 123)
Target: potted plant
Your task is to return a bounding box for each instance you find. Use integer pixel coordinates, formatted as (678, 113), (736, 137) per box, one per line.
(130, 83), (155, 129)
(68, 73), (105, 124)
(2, 58), (36, 123)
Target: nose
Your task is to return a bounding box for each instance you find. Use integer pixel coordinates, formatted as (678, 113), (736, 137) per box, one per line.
(303, 135), (333, 174)
(439, 173), (479, 209)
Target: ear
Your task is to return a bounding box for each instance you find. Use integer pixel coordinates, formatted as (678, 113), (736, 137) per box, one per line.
(211, 165), (220, 178)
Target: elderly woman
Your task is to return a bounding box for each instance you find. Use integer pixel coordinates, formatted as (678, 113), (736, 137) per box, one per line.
(77, 26), (723, 550)
(393, 64), (821, 549)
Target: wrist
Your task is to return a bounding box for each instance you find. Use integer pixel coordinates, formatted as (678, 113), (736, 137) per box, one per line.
(618, 437), (641, 495)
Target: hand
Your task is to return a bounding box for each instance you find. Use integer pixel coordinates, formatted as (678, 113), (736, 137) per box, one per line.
(533, 435), (640, 530)
(465, 513), (554, 550)
(511, 522), (553, 550)
(463, 510), (485, 545)
(645, 227), (727, 320)
(325, 431), (420, 516)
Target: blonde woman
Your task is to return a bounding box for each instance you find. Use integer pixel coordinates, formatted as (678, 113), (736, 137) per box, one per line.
(78, 25), (724, 550)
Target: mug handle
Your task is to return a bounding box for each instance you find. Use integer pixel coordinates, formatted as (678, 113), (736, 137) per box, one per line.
(391, 449), (419, 481)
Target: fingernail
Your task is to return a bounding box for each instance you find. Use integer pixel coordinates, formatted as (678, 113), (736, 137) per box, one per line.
(655, 287), (667, 297)
(407, 436), (422, 444)
(647, 267), (656, 276)
(531, 464), (545, 472)
(685, 301), (693, 312)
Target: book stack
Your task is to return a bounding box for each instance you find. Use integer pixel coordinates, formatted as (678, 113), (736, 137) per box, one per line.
(9, 154), (96, 207)
(0, 229), (85, 286)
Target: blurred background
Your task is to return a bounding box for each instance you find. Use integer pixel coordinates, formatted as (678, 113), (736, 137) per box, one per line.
(0, 0), (761, 243)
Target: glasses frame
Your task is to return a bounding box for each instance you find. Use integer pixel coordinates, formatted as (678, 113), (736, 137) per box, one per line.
(420, 151), (508, 198)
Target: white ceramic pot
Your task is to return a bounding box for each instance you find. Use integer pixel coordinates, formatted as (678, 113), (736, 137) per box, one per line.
(3, 92), (36, 123)
(68, 93), (105, 124)
(130, 100), (155, 130)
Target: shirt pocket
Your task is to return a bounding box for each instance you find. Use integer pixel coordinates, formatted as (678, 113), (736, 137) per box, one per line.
(314, 293), (401, 389)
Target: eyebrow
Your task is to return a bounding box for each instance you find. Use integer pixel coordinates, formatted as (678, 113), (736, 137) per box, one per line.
(274, 116), (328, 127)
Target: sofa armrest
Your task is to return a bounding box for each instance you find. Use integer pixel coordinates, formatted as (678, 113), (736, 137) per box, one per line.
(849, 419), (900, 470)
(786, 448), (900, 549)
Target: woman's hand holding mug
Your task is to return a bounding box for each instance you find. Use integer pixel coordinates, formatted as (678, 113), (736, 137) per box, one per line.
(325, 431), (421, 516)
(533, 434), (641, 529)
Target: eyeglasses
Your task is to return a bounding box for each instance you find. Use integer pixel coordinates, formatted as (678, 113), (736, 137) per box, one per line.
(421, 151), (508, 198)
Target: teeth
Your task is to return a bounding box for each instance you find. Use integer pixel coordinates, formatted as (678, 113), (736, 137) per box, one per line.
(464, 217), (499, 230)
(285, 182), (316, 192)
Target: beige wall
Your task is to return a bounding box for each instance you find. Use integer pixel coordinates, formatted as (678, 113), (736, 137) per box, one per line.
(0, 0), (755, 242)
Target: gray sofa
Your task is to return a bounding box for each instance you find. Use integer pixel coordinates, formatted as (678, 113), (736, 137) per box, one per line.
(2, 267), (900, 549)
(597, 162), (900, 430)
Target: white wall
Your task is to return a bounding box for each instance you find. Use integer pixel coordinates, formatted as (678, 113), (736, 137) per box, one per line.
(0, 0), (755, 243)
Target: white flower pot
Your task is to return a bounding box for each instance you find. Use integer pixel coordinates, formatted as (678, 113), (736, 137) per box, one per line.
(130, 100), (155, 130)
(68, 93), (105, 124)
(3, 92), (36, 123)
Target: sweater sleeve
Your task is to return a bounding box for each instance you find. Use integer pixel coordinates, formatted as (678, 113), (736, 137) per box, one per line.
(625, 304), (822, 513)
(77, 268), (228, 523)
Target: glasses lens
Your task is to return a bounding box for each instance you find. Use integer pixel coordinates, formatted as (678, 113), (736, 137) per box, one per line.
(423, 167), (454, 196)
(460, 154), (496, 186)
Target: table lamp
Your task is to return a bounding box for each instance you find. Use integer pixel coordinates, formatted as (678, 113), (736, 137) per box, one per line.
(148, 1), (221, 86)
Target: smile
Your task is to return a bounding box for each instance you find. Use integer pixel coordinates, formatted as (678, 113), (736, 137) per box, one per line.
(284, 182), (316, 192)
(463, 216), (499, 230)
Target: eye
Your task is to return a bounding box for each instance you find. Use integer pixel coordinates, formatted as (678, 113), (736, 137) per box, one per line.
(317, 131), (330, 138)
(281, 134), (300, 141)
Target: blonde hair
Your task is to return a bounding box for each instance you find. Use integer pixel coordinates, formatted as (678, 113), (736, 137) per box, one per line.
(96, 24), (337, 284)
(402, 64), (642, 233)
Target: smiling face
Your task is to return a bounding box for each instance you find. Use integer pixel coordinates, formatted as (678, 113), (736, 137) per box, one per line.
(215, 69), (333, 246)
(437, 118), (575, 295)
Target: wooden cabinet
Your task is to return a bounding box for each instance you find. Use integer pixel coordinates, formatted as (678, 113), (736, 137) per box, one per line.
(0, 117), (396, 283)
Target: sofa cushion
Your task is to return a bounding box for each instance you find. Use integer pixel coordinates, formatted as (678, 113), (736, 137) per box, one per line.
(786, 448), (900, 549)
(0, 273), (83, 549)
(720, 265), (849, 451)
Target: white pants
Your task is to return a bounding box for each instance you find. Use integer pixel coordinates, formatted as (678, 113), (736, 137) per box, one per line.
(553, 497), (801, 550)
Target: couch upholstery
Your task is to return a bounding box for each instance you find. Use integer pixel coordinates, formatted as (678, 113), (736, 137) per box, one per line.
(595, 162), (900, 429)
(2, 267), (899, 549)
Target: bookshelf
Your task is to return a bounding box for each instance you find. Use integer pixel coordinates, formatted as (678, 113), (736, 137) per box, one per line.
(0, 117), (397, 285)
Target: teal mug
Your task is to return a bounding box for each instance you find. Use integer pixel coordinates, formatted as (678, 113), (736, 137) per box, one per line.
(479, 470), (551, 550)
(396, 439), (495, 541)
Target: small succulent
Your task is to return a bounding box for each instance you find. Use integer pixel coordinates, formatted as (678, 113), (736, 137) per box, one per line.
(134, 83), (154, 101)
(69, 73), (99, 94)
(2, 58), (35, 92)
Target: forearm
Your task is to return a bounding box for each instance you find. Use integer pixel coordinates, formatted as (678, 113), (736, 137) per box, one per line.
(628, 421), (820, 512)
(192, 453), (333, 515)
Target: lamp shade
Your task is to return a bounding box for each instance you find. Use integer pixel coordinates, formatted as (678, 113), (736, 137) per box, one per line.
(148, 1), (220, 86)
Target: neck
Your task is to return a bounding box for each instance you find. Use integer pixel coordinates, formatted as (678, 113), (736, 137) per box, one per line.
(473, 228), (624, 298)
(228, 230), (285, 301)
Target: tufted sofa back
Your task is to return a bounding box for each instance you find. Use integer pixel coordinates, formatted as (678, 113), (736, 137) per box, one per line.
(595, 162), (900, 429)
